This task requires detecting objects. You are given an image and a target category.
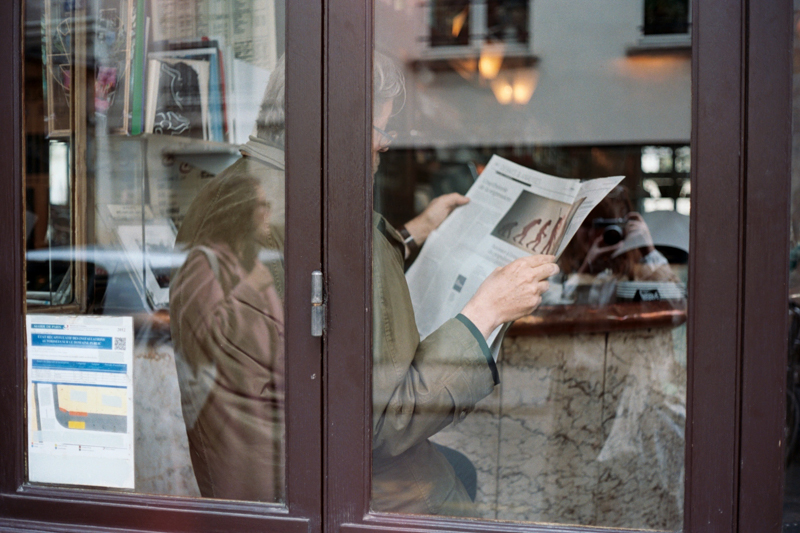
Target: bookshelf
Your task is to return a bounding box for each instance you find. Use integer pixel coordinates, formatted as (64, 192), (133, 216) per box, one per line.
(27, 0), (283, 312)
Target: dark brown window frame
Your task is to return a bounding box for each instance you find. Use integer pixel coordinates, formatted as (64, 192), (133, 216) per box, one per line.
(0, 0), (793, 531)
(0, 0), (325, 531)
(323, 1), (792, 533)
(737, 0), (792, 530)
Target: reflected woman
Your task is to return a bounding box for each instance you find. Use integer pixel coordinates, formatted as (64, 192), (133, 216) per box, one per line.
(170, 58), (288, 503)
(170, 173), (285, 502)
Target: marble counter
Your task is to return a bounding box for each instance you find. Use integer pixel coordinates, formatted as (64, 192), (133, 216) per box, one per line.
(431, 326), (686, 530)
(132, 334), (200, 497)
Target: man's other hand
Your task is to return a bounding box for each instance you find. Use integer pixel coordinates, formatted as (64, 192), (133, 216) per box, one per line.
(404, 193), (470, 245)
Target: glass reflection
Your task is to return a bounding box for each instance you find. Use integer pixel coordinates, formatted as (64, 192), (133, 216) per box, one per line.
(171, 169), (285, 502)
(374, 0), (689, 528)
(24, 0), (287, 502)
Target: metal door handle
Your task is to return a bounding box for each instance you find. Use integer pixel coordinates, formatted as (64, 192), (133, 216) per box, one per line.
(311, 271), (325, 337)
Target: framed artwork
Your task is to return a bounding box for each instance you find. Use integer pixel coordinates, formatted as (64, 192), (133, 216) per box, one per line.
(43, 0), (74, 136)
(94, 0), (135, 133)
(43, 0), (135, 136)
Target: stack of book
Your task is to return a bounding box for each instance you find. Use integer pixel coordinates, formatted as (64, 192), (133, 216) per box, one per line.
(82, 0), (279, 142)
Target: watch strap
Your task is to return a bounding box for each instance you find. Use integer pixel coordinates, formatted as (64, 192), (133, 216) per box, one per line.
(398, 225), (419, 257)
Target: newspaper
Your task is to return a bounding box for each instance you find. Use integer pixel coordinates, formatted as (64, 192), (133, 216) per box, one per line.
(406, 155), (624, 357)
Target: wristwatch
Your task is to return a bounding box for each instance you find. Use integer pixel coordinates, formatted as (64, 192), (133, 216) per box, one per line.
(398, 225), (419, 258)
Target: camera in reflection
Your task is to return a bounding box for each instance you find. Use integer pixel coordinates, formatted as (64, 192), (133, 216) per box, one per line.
(592, 217), (626, 245)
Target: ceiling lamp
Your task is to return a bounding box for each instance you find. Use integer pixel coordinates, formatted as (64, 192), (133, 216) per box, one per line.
(478, 46), (504, 80)
(512, 69), (538, 104)
(490, 77), (513, 105)
(490, 68), (538, 105)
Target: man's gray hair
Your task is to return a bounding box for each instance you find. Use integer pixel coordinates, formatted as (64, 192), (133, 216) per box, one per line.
(254, 51), (405, 147)
(374, 51), (405, 114)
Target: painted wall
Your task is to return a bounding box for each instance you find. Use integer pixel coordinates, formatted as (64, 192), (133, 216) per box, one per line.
(376, 0), (691, 148)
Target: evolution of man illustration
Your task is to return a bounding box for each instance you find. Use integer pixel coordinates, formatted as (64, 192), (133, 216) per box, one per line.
(497, 209), (566, 254)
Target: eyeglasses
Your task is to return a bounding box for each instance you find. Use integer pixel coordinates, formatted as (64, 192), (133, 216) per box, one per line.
(373, 125), (397, 152)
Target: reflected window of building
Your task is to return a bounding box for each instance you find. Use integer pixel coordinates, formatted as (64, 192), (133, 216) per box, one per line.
(640, 145), (691, 215)
(644, 0), (690, 36)
(486, 0), (528, 45)
(430, 0), (471, 47)
(428, 0), (530, 49)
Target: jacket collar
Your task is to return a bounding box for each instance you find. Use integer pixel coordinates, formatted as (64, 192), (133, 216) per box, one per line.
(240, 136), (285, 170)
(373, 212), (404, 245)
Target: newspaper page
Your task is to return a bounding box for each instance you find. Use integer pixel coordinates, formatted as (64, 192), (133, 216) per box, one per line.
(27, 315), (135, 489)
(406, 155), (624, 353)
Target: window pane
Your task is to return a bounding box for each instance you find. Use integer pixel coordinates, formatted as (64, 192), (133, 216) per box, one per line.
(644, 0), (690, 36)
(372, 1), (689, 528)
(486, 0), (529, 45)
(24, 0), (288, 503)
(430, 0), (471, 47)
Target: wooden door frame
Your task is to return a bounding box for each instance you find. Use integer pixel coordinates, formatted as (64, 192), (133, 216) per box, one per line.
(321, 0), (786, 531)
(0, 0), (325, 530)
(0, 0), (793, 530)
(737, 0), (793, 531)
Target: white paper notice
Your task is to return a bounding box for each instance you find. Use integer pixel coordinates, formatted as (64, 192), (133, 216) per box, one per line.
(27, 315), (134, 489)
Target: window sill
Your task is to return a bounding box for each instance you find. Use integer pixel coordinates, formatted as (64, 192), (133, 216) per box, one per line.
(411, 48), (539, 73)
(626, 34), (692, 56)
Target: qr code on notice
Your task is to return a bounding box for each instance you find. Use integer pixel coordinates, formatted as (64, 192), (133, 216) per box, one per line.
(114, 337), (127, 351)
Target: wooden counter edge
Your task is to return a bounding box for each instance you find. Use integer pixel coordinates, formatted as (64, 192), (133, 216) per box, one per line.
(507, 299), (688, 337)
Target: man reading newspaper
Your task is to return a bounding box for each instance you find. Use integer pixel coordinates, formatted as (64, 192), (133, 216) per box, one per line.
(370, 53), (621, 517)
(407, 155), (624, 355)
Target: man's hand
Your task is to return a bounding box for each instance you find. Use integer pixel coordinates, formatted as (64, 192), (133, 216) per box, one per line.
(404, 193), (470, 245)
(461, 255), (560, 339)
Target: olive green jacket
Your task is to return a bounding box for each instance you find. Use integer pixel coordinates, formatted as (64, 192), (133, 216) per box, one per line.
(371, 214), (498, 516)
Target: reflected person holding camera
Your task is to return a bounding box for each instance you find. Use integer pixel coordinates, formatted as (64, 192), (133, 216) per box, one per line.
(561, 186), (676, 283)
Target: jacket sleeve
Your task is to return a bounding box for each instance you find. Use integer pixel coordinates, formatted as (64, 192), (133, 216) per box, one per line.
(170, 248), (283, 391)
(371, 230), (497, 460)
